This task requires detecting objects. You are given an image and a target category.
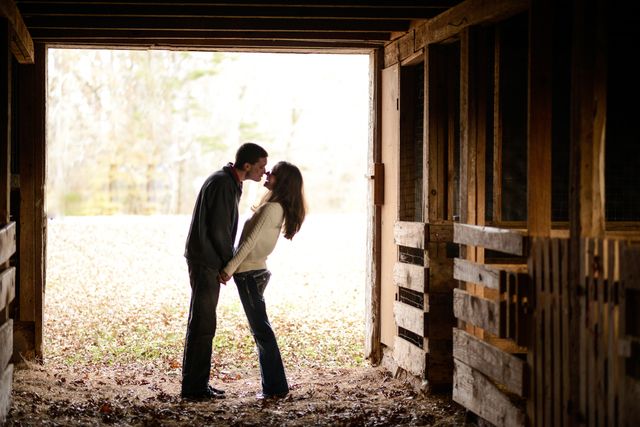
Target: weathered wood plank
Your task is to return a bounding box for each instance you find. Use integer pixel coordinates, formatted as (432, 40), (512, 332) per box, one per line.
(427, 223), (453, 243)
(415, 0), (528, 49)
(454, 257), (500, 289)
(393, 300), (424, 337)
(394, 221), (426, 249)
(0, 319), (11, 370)
(364, 48), (383, 365)
(393, 262), (426, 293)
(0, 222), (15, 265)
(0, 0), (34, 63)
(454, 222), (526, 256)
(453, 288), (500, 335)
(393, 336), (425, 378)
(453, 358), (526, 427)
(0, 363), (12, 423)
(453, 328), (525, 396)
(0, 267), (15, 313)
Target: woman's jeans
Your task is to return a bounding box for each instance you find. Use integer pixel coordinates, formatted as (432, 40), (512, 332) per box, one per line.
(234, 269), (289, 396)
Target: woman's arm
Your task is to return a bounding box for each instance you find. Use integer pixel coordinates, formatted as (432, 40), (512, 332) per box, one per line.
(221, 203), (280, 277)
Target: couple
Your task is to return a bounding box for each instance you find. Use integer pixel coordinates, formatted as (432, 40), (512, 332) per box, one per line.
(180, 142), (306, 401)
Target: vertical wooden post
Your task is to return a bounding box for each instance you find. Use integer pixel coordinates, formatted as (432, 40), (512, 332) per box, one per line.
(365, 48), (384, 365)
(528, 0), (552, 237)
(15, 43), (46, 359)
(569, 0), (606, 423)
(0, 20), (9, 226)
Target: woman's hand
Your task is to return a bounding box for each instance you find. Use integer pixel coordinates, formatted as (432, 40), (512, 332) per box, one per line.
(218, 270), (231, 284)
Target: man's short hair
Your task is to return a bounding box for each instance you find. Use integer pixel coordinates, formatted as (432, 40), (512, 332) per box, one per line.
(235, 142), (268, 169)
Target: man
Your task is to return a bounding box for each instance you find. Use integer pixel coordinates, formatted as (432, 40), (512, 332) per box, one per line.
(181, 142), (268, 400)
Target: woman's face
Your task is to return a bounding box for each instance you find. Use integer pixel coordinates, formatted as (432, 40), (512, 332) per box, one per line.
(264, 170), (276, 190)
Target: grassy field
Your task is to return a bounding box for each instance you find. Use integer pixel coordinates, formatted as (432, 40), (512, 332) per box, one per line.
(44, 213), (367, 375)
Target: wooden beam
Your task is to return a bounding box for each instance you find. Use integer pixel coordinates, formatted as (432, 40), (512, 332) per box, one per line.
(453, 327), (525, 396)
(393, 300), (424, 336)
(24, 15), (410, 32)
(0, 267), (15, 313)
(0, 319), (11, 370)
(527, 0), (552, 236)
(453, 359), (526, 427)
(1, 0), (34, 63)
(393, 261), (426, 293)
(394, 220), (426, 249)
(0, 20), (9, 224)
(365, 48), (383, 365)
(453, 288), (501, 335)
(453, 258), (527, 290)
(0, 363), (12, 423)
(454, 223), (526, 256)
(0, 222), (15, 265)
(17, 3), (447, 20)
(16, 43), (46, 357)
(393, 336), (425, 378)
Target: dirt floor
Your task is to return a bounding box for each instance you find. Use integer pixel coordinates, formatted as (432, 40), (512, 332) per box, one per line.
(6, 362), (467, 426)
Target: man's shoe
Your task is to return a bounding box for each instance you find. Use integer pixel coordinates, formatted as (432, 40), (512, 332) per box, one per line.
(181, 387), (226, 401)
(207, 385), (225, 395)
(255, 391), (288, 400)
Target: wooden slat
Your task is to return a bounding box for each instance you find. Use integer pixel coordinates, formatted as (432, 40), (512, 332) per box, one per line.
(1, 0), (35, 63)
(551, 239), (562, 427)
(561, 238), (570, 427)
(453, 258), (526, 290)
(606, 239), (616, 427)
(453, 328), (525, 396)
(0, 267), (15, 313)
(394, 221), (426, 249)
(393, 336), (425, 378)
(0, 319), (12, 370)
(453, 359), (526, 427)
(453, 288), (500, 335)
(393, 300), (424, 337)
(415, 0), (528, 48)
(534, 238), (543, 427)
(393, 262), (426, 293)
(427, 223), (453, 243)
(454, 223), (526, 256)
(0, 222), (15, 265)
(0, 363), (13, 423)
(542, 238), (552, 427)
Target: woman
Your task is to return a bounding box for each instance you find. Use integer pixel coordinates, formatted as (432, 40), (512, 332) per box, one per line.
(220, 161), (306, 399)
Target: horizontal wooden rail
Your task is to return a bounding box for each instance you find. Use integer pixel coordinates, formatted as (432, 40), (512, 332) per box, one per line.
(453, 258), (527, 290)
(453, 328), (525, 397)
(393, 336), (425, 378)
(453, 359), (526, 427)
(454, 223), (526, 256)
(0, 222), (16, 265)
(0, 267), (15, 313)
(394, 221), (454, 250)
(453, 288), (503, 336)
(1, 0), (34, 63)
(0, 320), (12, 371)
(393, 262), (427, 292)
(393, 301), (424, 337)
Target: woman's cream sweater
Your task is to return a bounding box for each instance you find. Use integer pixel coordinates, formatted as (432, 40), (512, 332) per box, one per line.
(223, 202), (284, 275)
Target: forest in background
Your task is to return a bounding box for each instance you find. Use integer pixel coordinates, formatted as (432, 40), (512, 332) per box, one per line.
(46, 49), (370, 216)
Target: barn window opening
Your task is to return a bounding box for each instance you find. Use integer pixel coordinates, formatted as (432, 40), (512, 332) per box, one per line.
(44, 48), (370, 374)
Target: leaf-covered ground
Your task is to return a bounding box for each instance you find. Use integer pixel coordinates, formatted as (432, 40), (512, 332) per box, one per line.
(6, 214), (466, 426)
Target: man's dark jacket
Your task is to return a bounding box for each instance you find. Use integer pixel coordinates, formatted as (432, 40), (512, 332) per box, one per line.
(184, 164), (242, 270)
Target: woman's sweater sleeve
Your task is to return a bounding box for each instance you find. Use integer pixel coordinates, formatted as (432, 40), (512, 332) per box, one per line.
(223, 203), (279, 276)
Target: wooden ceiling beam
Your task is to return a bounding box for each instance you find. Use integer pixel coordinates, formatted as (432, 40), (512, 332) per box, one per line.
(1, 0), (34, 63)
(29, 28), (391, 42)
(24, 16), (410, 32)
(18, 3), (447, 20)
(44, 38), (377, 51)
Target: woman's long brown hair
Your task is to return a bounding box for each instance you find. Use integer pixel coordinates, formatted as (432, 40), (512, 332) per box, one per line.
(261, 161), (306, 239)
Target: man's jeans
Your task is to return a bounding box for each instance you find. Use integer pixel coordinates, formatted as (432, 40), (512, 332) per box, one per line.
(234, 269), (289, 396)
(182, 262), (220, 394)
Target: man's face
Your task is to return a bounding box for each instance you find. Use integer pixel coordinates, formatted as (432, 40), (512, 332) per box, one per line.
(245, 157), (268, 182)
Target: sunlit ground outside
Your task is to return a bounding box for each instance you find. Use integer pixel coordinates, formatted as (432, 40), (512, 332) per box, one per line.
(44, 49), (369, 377)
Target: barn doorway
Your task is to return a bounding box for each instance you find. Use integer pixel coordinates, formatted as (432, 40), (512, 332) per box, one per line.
(44, 48), (370, 375)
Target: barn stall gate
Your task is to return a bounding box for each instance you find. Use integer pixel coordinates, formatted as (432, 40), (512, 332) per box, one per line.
(452, 228), (640, 426)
